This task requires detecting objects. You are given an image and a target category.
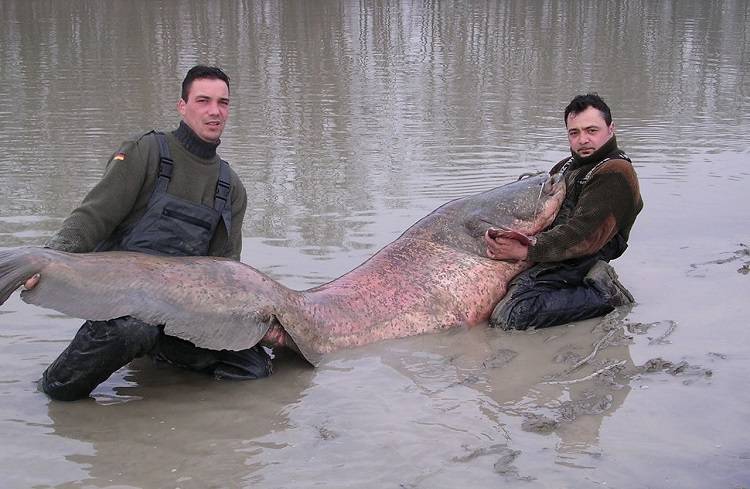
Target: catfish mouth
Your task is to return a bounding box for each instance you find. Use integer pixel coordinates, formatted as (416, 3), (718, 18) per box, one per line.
(541, 172), (564, 198)
(522, 171), (563, 195)
(477, 172), (564, 235)
(534, 172), (566, 231)
(517, 171), (563, 200)
(525, 172), (565, 212)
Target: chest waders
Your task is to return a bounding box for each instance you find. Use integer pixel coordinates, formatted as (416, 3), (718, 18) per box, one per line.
(97, 131), (232, 256)
(489, 150), (635, 332)
(40, 132), (271, 401)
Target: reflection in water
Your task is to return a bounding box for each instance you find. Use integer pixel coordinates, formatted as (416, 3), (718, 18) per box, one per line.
(248, 311), (638, 486)
(45, 353), (315, 488)
(0, 0), (748, 487)
(1, 0), (748, 249)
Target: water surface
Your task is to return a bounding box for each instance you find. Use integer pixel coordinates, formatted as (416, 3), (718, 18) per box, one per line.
(0, 1), (748, 488)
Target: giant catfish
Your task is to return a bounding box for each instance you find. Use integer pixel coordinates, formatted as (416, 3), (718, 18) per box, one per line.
(0, 173), (565, 365)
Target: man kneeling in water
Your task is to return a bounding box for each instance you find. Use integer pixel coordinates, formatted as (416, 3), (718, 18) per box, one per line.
(24, 66), (272, 401)
(485, 93), (643, 329)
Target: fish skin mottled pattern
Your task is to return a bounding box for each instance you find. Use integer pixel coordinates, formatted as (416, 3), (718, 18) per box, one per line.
(284, 173), (565, 356)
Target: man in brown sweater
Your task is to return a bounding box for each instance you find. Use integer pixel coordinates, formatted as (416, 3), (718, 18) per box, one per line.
(484, 93), (643, 330)
(26, 66), (272, 400)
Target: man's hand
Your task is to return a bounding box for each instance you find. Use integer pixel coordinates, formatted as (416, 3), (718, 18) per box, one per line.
(23, 274), (40, 290)
(484, 229), (530, 261)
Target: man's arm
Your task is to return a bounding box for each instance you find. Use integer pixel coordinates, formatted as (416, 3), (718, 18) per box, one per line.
(23, 140), (151, 289)
(485, 159), (640, 263)
(527, 159), (640, 263)
(45, 139), (150, 253)
(226, 180), (247, 260)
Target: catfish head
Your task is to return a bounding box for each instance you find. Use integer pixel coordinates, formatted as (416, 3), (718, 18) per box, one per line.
(415, 172), (566, 255)
(481, 172), (566, 236)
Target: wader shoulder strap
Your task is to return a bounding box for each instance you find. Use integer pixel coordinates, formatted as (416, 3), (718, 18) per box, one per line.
(153, 130), (232, 234)
(213, 159), (232, 235)
(152, 131), (174, 194)
(579, 151), (632, 186)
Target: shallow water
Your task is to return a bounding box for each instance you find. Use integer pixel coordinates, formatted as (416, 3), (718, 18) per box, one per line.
(1, 1), (749, 488)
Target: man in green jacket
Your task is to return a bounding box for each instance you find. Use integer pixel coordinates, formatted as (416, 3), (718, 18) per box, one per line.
(485, 93), (643, 330)
(27, 65), (272, 400)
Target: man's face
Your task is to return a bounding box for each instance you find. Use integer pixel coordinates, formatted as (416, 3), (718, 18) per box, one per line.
(566, 106), (614, 157)
(177, 78), (230, 143)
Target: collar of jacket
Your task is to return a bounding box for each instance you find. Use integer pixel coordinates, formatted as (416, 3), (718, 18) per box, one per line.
(567, 135), (619, 171)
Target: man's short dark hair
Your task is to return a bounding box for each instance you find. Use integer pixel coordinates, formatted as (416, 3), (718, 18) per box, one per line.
(564, 93), (612, 126)
(181, 65), (230, 102)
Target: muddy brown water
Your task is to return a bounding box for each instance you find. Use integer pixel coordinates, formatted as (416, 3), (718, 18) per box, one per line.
(1, 1), (748, 488)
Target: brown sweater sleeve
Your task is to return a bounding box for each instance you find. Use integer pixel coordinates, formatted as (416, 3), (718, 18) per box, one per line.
(527, 159), (641, 263)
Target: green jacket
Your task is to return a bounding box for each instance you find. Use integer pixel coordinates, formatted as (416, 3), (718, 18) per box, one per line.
(45, 122), (247, 260)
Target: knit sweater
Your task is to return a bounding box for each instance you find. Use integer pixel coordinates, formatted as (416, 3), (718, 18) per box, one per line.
(45, 122), (247, 260)
(527, 136), (642, 263)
